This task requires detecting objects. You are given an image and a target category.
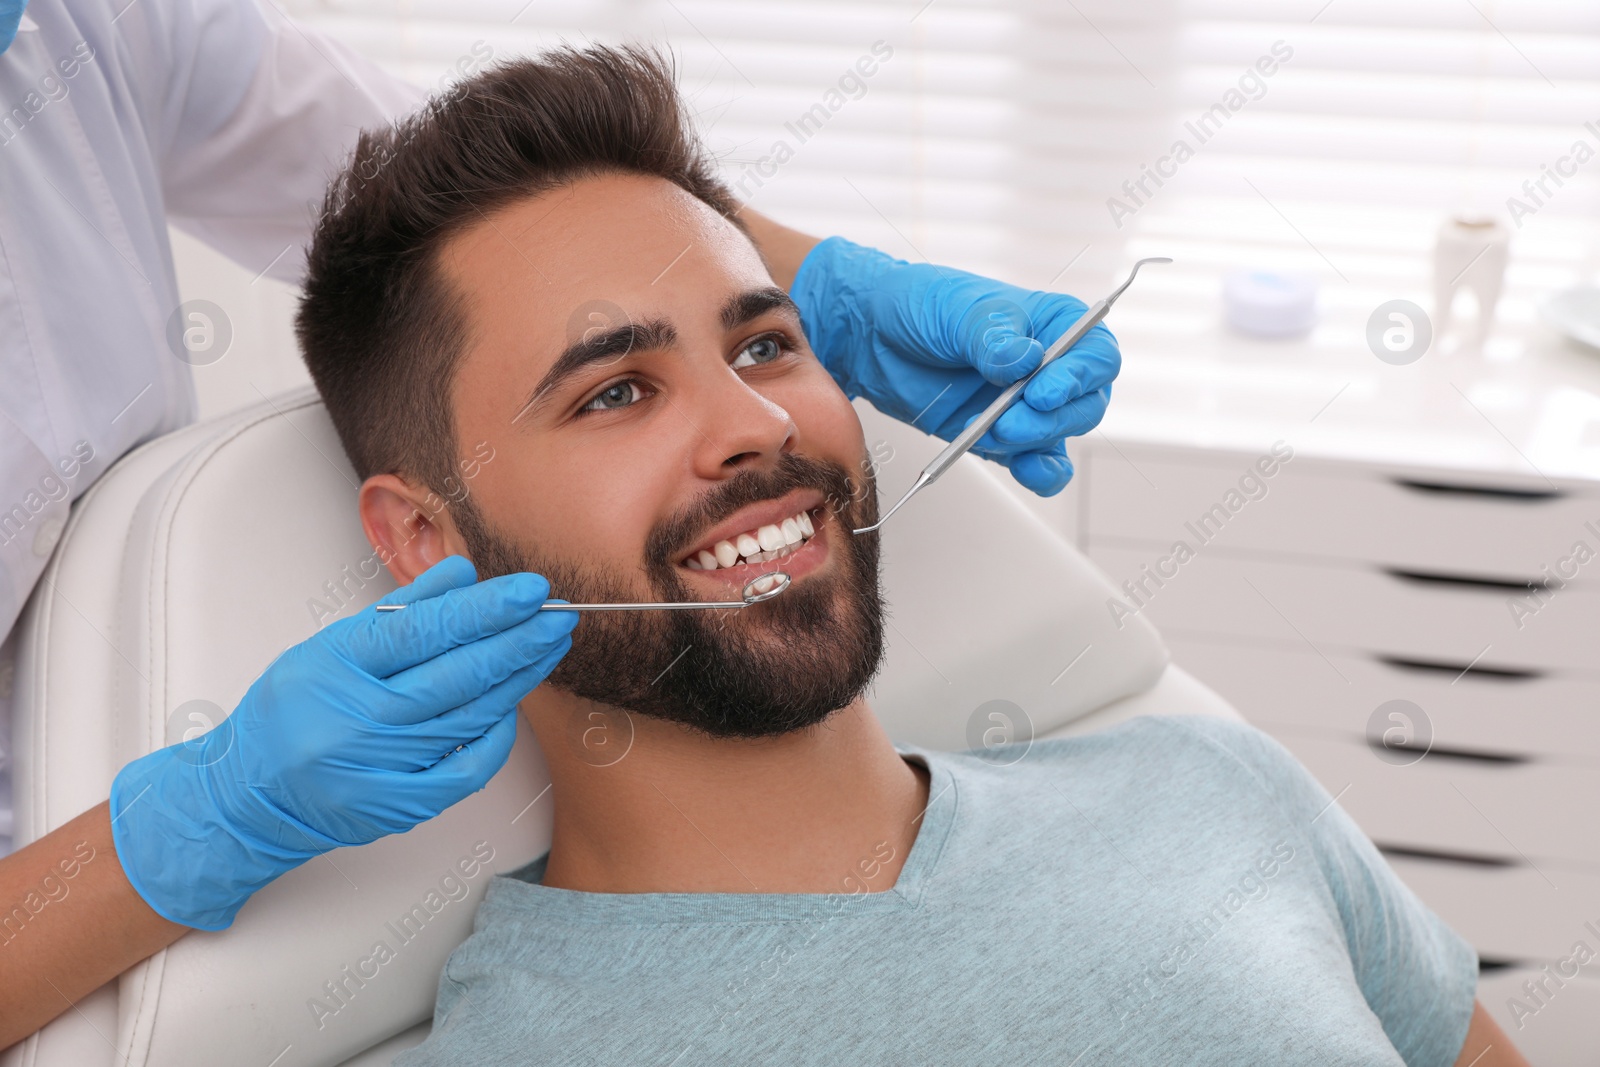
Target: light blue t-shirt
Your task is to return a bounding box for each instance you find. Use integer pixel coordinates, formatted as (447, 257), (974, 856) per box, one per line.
(399, 715), (1478, 1066)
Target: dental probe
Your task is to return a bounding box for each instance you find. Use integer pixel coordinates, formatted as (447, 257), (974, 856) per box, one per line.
(373, 571), (791, 613)
(852, 257), (1172, 535)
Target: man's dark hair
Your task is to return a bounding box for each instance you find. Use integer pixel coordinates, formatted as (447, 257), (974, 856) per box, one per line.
(296, 45), (744, 497)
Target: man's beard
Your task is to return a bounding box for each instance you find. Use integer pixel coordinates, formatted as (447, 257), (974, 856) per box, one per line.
(449, 451), (886, 739)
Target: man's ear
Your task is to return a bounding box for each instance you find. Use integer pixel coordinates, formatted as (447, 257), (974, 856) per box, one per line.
(358, 473), (464, 587)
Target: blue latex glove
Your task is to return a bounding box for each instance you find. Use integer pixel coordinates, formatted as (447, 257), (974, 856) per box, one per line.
(110, 556), (577, 930)
(791, 236), (1121, 497)
(0, 0), (26, 54)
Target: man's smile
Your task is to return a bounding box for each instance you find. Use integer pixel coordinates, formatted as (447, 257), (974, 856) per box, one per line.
(676, 487), (834, 592)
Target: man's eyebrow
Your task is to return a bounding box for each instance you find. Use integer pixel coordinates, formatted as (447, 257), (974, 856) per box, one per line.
(722, 286), (801, 331)
(511, 286), (802, 426)
(514, 318), (676, 424)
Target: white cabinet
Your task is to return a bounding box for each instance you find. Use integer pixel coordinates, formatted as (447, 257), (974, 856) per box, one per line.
(1064, 435), (1600, 967)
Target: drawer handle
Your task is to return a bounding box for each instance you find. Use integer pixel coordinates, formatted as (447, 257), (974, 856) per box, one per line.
(1376, 654), (1543, 681)
(1366, 738), (1529, 766)
(1391, 477), (1566, 502)
(1376, 842), (1519, 868)
(1382, 567), (1544, 594)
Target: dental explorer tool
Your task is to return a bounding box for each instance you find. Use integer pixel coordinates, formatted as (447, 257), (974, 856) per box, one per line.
(852, 257), (1172, 535)
(373, 571), (791, 613)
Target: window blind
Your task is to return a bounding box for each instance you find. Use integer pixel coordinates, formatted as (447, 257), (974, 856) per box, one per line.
(277, 0), (1181, 295)
(278, 0), (1600, 325)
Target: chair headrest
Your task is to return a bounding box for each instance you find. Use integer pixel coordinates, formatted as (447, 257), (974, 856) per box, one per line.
(13, 387), (1165, 1066)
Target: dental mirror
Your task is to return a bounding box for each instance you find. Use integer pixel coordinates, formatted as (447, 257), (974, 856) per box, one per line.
(374, 571), (791, 613)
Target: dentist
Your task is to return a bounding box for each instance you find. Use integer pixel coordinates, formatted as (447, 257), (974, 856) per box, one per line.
(0, 0), (1119, 1048)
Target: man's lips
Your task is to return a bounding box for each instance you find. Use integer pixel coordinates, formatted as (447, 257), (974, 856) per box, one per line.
(680, 509), (831, 589)
(674, 488), (826, 567)
(673, 487), (834, 592)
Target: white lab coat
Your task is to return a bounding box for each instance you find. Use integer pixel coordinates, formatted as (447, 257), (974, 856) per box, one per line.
(0, 0), (422, 851)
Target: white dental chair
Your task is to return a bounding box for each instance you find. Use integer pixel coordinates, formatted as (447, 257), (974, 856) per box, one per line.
(6, 387), (1241, 1067)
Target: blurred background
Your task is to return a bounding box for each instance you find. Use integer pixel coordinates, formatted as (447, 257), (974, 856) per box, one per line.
(175, 3), (1600, 1061)
(189, 0), (1600, 440)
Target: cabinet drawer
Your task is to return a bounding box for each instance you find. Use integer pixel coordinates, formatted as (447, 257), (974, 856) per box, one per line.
(1385, 855), (1600, 965)
(1165, 637), (1600, 761)
(1085, 443), (1600, 584)
(1089, 545), (1600, 672)
(1264, 729), (1599, 868)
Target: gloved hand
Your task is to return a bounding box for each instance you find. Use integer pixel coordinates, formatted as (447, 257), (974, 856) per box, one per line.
(791, 236), (1121, 496)
(110, 555), (576, 930)
(0, 0), (25, 54)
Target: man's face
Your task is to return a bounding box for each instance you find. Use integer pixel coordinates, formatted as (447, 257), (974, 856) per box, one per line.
(435, 172), (884, 738)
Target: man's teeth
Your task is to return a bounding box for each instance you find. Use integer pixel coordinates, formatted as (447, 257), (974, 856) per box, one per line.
(684, 508), (817, 570)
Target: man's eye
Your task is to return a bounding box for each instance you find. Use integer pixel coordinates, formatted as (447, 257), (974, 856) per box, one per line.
(731, 334), (788, 369)
(580, 379), (647, 414)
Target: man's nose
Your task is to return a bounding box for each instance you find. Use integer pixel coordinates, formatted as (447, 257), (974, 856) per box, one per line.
(681, 361), (796, 478)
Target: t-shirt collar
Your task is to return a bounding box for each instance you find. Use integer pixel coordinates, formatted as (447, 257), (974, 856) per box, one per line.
(493, 742), (958, 925)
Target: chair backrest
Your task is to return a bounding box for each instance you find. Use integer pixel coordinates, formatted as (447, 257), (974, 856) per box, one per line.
(10, 387), (1168, 1067)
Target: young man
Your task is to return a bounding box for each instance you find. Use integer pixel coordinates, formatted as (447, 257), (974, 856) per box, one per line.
(295, 45), (1526, 1066)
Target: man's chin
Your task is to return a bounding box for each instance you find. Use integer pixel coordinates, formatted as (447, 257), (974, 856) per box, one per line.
(546, 564), (884, 740)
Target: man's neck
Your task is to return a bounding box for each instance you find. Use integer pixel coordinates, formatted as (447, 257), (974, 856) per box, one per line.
(520, 694), (930, 895)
